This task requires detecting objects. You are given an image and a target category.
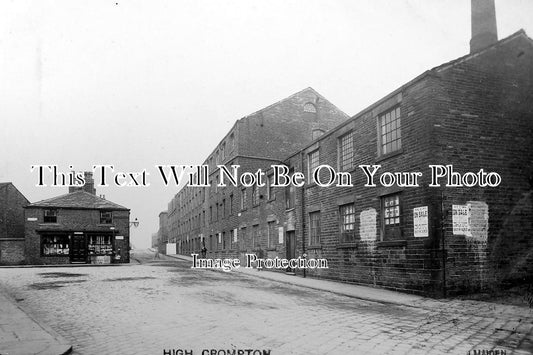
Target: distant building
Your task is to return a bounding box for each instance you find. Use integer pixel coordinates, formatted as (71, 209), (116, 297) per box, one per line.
(24, 172), (131, 265)
(0, 183), (30, 265)
(151, 232), (159, 249)
(158, 211), (168, 254)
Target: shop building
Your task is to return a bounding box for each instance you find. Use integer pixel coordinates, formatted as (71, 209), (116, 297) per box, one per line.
(24, 173), (131, 265)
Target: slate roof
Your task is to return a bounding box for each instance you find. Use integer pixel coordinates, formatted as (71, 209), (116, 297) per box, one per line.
(26, 191), (129, 211)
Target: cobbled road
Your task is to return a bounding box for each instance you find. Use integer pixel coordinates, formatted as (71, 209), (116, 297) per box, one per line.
(0, 249), (532, 355)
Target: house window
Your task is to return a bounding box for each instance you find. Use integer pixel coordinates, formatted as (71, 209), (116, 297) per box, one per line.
(252, 184), (260, 206)
(222, 199), (226, 217)
(231, 229), (237, 249)
(240, 228), (247, 250)
(304, 102), (316, 113)
(252, 225), (260, 249)
(88, 235), (113, 255)
(229, 194), (234, 215)
(309, 212), (321, 246)
(339, 131), (354, 171)
(267, 221), (276, 248)
(382, 194), (402, 240)
(339, 203), (356, 243)
(41, 234), (69, 256)
(285, 169), (295, 209)
(241, 188), (247, 210)
(308, 149), (320, 183)
(229, 133), (235, 151)
(222, 231), (227, 250)
(43, 209), (58, 223)
(267, 174), (275, 200)
(100, 211), (113, 224)
(379, 106), (402, 155)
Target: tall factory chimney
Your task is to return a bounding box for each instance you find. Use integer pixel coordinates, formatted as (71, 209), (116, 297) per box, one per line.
(470, 0), (498, 53)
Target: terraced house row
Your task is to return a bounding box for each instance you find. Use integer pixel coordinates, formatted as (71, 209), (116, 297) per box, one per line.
(157, 1), (533, 296)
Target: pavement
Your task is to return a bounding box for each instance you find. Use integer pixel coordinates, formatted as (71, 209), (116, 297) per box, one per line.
(166, 253), (425, 307)
(0, 262), (136, 355)
(0, 250), (531, 355)
(0, 289), (72, 355)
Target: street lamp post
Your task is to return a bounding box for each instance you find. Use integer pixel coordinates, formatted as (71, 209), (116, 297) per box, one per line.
(127, 218), (140, 262)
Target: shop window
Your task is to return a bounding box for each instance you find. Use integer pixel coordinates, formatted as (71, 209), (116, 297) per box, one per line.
(41, 234), (69, 256)
(88, 235), (113, 255)
(309, 211), (321, 246)
(339, 203), (356, 243)
(100, 211), (113, 224)
(43, 209), (58, 223)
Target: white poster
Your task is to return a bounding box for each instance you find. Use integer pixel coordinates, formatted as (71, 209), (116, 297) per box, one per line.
(233, 229), (238, 242)
(278, 227), (284, 244)
(452, 204), (471, 236)
(413, 206), (428, 238)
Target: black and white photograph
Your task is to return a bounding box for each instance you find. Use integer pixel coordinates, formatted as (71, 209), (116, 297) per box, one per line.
(1, 1), (532, 354)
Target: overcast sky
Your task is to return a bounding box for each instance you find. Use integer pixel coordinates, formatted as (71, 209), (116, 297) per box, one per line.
(1, 0), (532, 249)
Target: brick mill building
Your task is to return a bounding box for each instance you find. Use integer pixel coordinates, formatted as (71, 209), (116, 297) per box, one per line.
(24, 173), (131, 265)
(161, 1), (533, 296)
(278, 27), (533, 296)
(0, 183), (30, 265)
(165, 87), (349, 256)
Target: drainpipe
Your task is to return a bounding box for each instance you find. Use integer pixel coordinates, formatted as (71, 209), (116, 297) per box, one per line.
(440, 190), (447, 298)
(300, 152), (306, 278)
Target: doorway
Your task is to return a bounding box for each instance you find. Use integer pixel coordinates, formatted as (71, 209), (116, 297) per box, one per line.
(70, 234), (87, 263)
(286, 231), (296, 273)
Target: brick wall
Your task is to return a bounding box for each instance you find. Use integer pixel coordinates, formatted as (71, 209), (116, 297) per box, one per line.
(0, 183), (29, 265)
(432, 33), (533, 294)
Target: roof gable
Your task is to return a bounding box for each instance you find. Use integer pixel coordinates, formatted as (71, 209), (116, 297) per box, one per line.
(26, 191), (129, 211)
(433, 29), (532, 73)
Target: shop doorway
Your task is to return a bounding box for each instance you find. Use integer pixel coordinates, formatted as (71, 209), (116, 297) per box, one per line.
(70, 234), (87, 263)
